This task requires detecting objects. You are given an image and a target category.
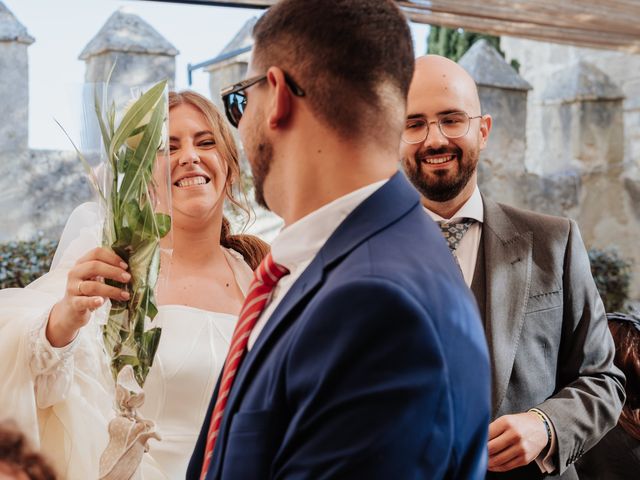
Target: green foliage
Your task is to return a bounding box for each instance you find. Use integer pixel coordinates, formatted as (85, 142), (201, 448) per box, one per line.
(0, 237), (57, 289)
(93, 80), (171, 388)
(588, 248), (632, 313)
(427, 26), (519, 71)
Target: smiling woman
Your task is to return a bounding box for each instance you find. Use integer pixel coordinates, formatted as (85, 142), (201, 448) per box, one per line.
(165, 90), (269, 271)
(0, 90), (269, 479)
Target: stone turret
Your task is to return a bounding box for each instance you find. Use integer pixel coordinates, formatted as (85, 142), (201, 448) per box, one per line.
(78, 9), (178, 153)
(79, 9), (178, 89)
(539, 61), (624, 174)
(0, 1), (34, 152)
(206, 17), (256, 112)
(459, 39), (532, 208)
(538, 62), (637, 291)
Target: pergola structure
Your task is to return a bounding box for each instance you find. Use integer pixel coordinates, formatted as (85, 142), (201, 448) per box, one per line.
(141, 0), (640, 53)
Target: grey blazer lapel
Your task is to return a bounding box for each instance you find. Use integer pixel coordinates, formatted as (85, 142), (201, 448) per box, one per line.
(482, 196), (533, 416)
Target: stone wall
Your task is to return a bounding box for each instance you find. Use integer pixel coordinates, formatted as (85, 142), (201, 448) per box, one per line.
(499, 38), (640, 298)
(501, 37), (640, 174)
(0, 4), (176, 243)
(0, 3), (33, 153)
(0, 42), (30, 153)
(459, 40), (531, 209)
(0, 150), (93, 240)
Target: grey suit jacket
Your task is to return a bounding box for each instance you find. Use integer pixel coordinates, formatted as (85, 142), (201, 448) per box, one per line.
(478, 197), (625, 479)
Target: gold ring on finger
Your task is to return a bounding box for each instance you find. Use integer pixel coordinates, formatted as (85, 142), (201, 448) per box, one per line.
(77, 280), (85, 296)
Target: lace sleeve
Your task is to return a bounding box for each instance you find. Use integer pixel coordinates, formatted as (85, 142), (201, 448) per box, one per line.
(28, 310), (79, 409)
(0, 201), (115, 475)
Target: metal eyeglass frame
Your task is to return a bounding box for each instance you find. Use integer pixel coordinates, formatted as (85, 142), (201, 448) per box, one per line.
(402, 111), (483, 144)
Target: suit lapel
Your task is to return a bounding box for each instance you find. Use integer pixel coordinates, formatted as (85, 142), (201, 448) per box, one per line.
(209, 172), (420, 478)
(482, 196), (533, 416)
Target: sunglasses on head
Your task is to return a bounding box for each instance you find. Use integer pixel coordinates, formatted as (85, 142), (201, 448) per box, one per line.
(220, 71), (306, 128)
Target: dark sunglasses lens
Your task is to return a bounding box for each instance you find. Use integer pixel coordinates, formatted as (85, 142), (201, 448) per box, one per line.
(225, 92), (246, 128)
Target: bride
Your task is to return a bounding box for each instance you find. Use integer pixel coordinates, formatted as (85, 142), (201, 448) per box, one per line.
(0, 90), (268, 479)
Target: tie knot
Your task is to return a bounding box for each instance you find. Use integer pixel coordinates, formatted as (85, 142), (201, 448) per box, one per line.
(255, 252), (290, 288)
(438, 218), (476, 253)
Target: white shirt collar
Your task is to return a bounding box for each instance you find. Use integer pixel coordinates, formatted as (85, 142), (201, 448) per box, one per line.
(271, 179), (388, 272)
(423, 185), (484, 224)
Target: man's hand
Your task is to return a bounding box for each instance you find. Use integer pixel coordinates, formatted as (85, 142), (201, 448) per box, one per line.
(487, 412), (549, 472)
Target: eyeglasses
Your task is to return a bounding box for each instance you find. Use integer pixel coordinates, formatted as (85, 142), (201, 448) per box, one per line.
(220, 72), (306, 128)
(402, 112), (482, 144)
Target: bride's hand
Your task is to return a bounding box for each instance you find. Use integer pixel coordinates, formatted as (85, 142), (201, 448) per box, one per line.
(47, 247), (131, 347)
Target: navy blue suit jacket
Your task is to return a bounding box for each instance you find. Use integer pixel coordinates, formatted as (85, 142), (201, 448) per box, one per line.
(188, 172), (491, 479)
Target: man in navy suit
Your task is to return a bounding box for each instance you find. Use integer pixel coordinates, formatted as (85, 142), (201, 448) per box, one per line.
(188, 1), (491, 478)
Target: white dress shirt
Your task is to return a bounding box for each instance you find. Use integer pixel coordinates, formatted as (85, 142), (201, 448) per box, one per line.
(425, 186), (557, 473)
(247, 179), (388, 351)
(423, 186), (484, 287)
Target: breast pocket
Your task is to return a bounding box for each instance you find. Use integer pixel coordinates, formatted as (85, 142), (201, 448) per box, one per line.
(221, 409), (280, 480)
(525, 289), (562, 314)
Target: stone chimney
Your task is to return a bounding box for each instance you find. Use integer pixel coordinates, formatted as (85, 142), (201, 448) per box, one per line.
(0, 1), (34, 152)
(459, 39), (532, 208)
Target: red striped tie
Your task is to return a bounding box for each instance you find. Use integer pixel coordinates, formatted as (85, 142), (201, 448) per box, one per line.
(200, 252), (289, 479)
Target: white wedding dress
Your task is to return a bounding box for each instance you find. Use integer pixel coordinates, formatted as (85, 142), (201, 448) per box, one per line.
(0, 203), (253, 479)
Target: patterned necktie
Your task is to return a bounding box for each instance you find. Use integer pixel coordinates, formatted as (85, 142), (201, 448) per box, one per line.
(438, 218), (477, 253)
(200, 253), (289, 479)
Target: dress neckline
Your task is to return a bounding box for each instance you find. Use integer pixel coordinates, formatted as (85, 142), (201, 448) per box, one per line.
(158, 304), (238, 318)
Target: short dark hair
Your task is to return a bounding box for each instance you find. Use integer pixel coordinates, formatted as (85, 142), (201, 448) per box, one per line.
(252, 0), (414, 143)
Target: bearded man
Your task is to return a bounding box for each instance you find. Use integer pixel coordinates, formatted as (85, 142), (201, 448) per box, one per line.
(400, 54), (625, 480)
(188, 4), (491, 480)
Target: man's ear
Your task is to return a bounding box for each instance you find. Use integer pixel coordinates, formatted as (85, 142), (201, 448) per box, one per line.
(479, 114), (492, 150)
(266, 67), (292, 130)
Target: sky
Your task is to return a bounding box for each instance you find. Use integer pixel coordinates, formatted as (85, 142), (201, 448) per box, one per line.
(3, 0), (429, 150)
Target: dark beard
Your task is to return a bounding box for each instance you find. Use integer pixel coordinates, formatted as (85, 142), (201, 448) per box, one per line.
(403, 147), (477, 203)
(250, 140), (273, 210)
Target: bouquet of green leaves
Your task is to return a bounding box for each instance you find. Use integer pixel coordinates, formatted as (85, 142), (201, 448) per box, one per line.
(94, 80), (172, 389)
(61, 78), (172, 479)
(64, 79), (171, 387)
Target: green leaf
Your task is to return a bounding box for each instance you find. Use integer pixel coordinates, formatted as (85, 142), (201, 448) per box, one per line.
(113, 354), (141, 369)
(123, 200), (142, 233)
(112, 227), (133, 250)
(107, 101), (116, 140)
(146, 243), (161, 290)
(109, 80), (167, 160)
(94, 91), (111, 153)
(141, 327), (162, 365)
(117, 146), (135, 174)
(103, 308), (129, 353)
(97, 78), (170, 388)
(118, 96), (166, 205)
(155, 213), (171, 238)
(146, 291), (159, 320)
(128, 240), (157, 290)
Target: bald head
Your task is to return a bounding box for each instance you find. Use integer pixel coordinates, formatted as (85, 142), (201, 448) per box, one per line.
(411, 55), (481, 116)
